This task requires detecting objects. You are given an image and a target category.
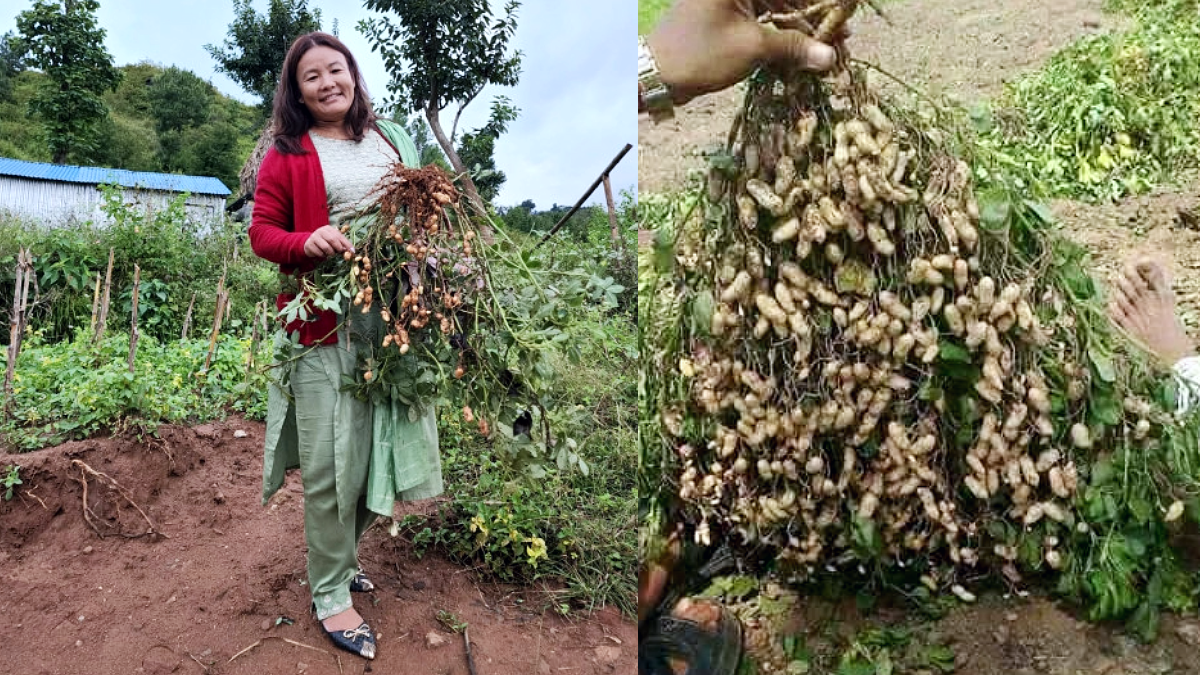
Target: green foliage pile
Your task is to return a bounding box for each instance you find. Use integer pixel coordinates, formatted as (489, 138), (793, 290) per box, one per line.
(981, 0), (1200, 200)
(1, 329), (269, 450)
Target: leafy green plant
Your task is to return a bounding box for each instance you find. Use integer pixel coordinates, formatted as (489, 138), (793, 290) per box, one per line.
(2, 464), (21, 500)
(1, 329), (270, 450)
(982, 5), (1200, 200)
(435, 610), (467, 633)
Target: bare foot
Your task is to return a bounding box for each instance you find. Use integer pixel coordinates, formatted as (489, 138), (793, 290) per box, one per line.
(321, 606), (365, 633)
(1109, 257), (1195, 367)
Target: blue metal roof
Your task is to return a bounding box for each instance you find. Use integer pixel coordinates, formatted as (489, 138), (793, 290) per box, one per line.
(0, 157), (230, 196)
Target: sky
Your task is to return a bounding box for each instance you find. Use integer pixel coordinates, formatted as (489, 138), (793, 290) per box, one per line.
(3, 0), (637, 209)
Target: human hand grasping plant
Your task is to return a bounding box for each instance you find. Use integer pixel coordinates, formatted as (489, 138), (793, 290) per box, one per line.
(304, 224), (355, 259)
(646, 0), (839, 106)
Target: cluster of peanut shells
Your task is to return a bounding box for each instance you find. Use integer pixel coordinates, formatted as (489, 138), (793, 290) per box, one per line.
(670, 91), (1103, 590)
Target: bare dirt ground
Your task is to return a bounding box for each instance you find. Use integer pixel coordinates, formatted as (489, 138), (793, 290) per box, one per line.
(638, 0), (1200, 672)
(0, 417), (634, 675)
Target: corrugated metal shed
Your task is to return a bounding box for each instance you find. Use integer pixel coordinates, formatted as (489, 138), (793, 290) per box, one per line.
(0, 157), (230, 196)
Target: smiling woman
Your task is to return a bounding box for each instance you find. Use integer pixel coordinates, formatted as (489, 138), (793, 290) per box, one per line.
(246, 31), (431, 662)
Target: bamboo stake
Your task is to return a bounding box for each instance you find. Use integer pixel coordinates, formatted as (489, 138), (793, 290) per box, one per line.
(4, 249), (32, 414)
(127, 265), (140, 373)
(202, 268), (228, 374)
(181, 291), (196, 341)
(94, 248), (114, 345)
(88, 272), (101, 337)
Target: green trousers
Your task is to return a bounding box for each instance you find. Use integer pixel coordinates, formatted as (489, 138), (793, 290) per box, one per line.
(289, 349), (375, 620)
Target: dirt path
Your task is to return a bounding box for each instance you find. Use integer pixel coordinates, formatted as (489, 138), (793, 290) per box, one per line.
(0, 417), (634, 675)
(638, 0), (1117, 195)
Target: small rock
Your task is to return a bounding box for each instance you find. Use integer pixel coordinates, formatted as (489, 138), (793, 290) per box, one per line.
(538, 658), (552, 674)
(213, 491), (226, 504)
(426, 631), (448, 648)
(75, 640), (83, 647)
(993, 626), (1010, 645)
(234, 429), (248, 438)
(412, 580), (427, 590)
(606, 635), (622, 645)
(262, 618), (273, 631)
(143, 655), (180, 675)
(82, 546), (94, 554)
(1176, 620), (1200, 646)
(593, 646), (621, 665)
(1005, 612), (1018, 622)
(296, 662), (308, 673)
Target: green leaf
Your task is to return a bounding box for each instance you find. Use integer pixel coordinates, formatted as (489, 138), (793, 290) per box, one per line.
(837, 659), (876, 675)
(1089, 348), (1116, 383)
(978, 191), (1012, 231)
(1023, 200), (1055, 225)
(937, 340), (971, 364)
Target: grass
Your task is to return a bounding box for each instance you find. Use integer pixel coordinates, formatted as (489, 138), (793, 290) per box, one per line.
(639, 0), (672, 35)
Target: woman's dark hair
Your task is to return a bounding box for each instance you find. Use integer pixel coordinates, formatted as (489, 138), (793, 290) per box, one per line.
(271, 32), (375, 154)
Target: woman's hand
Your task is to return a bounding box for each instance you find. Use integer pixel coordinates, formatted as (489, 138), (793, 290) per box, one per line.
(647, 0), (838, 106)
(303, 225), (355, 259)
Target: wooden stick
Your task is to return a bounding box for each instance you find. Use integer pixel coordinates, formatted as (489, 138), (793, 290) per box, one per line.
(127, 265), (140, 373)
(227, 636), (331, 664)
(464, 625), (479, 675)
(602, 174), (623, 252)
(4, 249), (31, 414)
(181, 291), (196, 341)
(94, 248), (114, 345)
(536, 143), (633, 248)
(202, 267), (228, 374)
(88, 272), (101, 337)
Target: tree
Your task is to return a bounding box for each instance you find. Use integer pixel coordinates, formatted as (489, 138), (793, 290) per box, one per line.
(0, 32), (27, 100)
(147, 66), (213, 133)
(359, 0), (523, 220)
(15, 0), (122, 164)
(456, 96), (518, 203)
(205, 0), (322, 116)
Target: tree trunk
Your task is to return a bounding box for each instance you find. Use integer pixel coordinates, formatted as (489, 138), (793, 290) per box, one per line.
(602, 174), (623, 252)
(425, 106), (494, 242)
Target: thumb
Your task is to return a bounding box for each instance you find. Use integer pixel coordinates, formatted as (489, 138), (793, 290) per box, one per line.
(759, 24), (837, 72)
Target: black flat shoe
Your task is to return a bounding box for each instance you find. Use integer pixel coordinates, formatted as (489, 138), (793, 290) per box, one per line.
(324, 621), (377, 660)
(350, 568), (375, 593)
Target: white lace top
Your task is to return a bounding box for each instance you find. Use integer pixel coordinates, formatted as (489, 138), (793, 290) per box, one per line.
(309, 129), (399, 223)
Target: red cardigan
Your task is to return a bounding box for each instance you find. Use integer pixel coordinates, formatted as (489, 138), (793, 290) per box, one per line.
(249, 128), (399, 345)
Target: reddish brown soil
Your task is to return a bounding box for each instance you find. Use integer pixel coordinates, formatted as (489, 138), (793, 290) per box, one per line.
(0, 417), (634, 675)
